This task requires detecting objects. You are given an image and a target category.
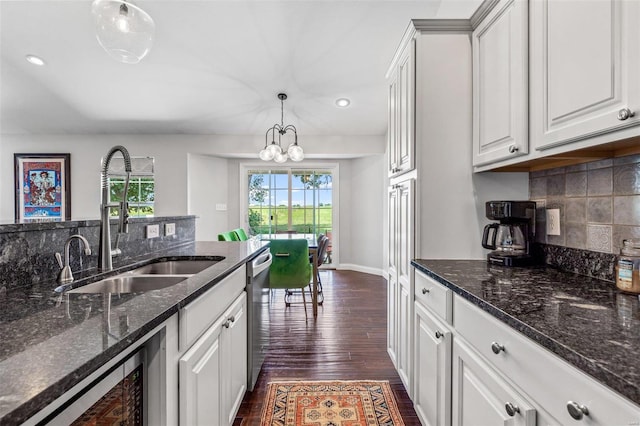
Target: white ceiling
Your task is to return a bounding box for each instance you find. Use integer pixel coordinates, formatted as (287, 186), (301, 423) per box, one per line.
(0, 0), (482, 137)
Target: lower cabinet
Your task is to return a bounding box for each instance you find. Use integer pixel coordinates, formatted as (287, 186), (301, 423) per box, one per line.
(411, 268), (640, 426)
(413, 301), (452, 426)
(452, 339), (536, 426)
(179, 291), (247, 426)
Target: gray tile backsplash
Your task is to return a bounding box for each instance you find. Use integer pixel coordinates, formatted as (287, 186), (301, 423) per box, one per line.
(530, 154), (640, 255)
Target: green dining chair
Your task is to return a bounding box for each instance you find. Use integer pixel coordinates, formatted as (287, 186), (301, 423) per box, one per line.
(218, 231), (240, 241)
(233, 228), (249, 241)
(268, 239), (313, 318)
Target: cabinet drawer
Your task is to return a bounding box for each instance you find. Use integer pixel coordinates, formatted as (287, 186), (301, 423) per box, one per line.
(454, 296), (640, 424)
(414, 269), (452, 323)
(179, 265), (246, 351)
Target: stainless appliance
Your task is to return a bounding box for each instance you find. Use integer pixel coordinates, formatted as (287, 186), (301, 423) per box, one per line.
(246, 247), (272, 391)
(47, 350), (145, 425)
(482, 201), (536, 266)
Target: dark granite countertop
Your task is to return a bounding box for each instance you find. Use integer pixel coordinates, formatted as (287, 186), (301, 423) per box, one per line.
(412, 259), (640, 407)
(0, 240), (268, 425)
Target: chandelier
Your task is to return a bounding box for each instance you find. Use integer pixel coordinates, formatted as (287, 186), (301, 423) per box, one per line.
(259, 93), (304, 163)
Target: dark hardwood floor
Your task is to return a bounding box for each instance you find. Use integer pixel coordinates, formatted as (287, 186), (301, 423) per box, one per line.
(234, 269), (421, 425)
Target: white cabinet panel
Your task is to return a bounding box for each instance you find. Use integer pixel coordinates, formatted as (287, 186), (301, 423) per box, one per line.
(531, 0), (640, 150)
(388, 40), (415, 177)
(387, 180), (415, 396)
(180, 292), (247, 426)
(473, 0), (528, 166)
(179, 315), (223, 426)
(452, 339), (536, 426)
(414, 301), (452, 426)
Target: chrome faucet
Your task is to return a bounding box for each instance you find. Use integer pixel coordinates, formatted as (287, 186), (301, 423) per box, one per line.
(98, 145), (132, 271)
(55, 234), (92, 284)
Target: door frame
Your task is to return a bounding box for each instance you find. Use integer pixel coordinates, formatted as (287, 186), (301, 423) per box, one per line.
(239, 162), (340, 267)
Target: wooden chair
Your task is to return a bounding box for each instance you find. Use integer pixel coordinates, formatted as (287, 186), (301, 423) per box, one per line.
(268, 239), (313, 318)
(312, 235), (329, 305)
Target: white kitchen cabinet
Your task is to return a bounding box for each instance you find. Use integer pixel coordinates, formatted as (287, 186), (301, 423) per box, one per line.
(414, 300), (452, 426)
(452, 338), (536, 426)
(387, 179), (415, 396)
(530, 0), (640, 151)
(221, 292), (247, 426)
(387, 39), (415, 178)
(472, 0), (528, 166)
(454, 294), (640, 425)
(179, 292), (247, 426)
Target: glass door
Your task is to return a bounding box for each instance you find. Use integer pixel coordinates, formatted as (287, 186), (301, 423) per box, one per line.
(247, 168), (333, 264)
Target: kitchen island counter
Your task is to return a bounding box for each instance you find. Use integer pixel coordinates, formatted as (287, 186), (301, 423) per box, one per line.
(0, 240), (268, 425)
(412, 259), (640, 408)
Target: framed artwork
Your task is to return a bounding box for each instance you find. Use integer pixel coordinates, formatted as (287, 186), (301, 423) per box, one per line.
(14, 153), (71, 222)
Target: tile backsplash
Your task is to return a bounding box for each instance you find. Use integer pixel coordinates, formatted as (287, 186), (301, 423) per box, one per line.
(530, 154), (640, 255)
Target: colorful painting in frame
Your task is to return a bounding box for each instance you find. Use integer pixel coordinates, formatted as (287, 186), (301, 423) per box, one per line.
(14, 154), (71, 222)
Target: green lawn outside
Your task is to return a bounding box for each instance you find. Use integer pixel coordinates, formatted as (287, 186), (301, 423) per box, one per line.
(249, 206), (332, 234)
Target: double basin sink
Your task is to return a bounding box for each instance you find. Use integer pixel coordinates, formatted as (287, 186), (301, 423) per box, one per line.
(68, 259), (224, 294)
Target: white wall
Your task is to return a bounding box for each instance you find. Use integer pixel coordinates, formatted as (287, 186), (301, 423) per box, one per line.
(0, 134), (384, 222)
(340, 155), (385, 274)
(187, 154), (228, 241)
(0, 133), (386, 273)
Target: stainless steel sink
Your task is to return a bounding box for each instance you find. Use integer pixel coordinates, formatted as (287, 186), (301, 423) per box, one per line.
(127, 259), (222, 275)
(68, 275), (187, 294)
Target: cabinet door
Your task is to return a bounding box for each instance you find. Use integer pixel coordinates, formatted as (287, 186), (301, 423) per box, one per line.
(414, 302), (452, 426)
(221, 293), (247, 426)
(388, 74), (399, 177)
(531, 0), (640, 150)
(397, 276), (412, 395)
(179, 315), (224, 426)
(389, 40), (415, 177)
(387, 185), (399, 365)
(396, 179), (415, 395)
(452, 339), (536, 426)
(472, 0), (528, 166)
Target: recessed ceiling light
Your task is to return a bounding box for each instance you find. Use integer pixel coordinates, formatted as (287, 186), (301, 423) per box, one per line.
(336, 98), (351, 108)
(25, 55), (45, 66)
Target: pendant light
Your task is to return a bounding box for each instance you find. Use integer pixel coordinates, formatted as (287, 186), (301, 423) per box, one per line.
(259, 93), (304, 162)
(92, 0), (155, 64)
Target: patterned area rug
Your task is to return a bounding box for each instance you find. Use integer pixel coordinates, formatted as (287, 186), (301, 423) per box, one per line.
(260, 380), (405, 426)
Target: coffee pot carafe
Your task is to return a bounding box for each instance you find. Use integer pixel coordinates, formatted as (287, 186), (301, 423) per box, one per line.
(483, 201), (536, 266)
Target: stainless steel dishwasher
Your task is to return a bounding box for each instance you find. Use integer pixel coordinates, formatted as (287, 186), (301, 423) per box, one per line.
(246, 247), (272, 391)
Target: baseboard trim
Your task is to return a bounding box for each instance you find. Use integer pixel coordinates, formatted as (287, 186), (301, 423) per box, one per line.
(336, 264), (384, 277)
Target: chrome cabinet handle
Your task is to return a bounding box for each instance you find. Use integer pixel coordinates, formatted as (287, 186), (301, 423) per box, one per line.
(617, 108), (635, 121)
(509, 145), (519, 153)
(567, 401), (589, 420)
(435, 331), (444, 339)
(505, 402), (520, 417)
(491, 342), (505, 354)
(422, 288), (430, 294)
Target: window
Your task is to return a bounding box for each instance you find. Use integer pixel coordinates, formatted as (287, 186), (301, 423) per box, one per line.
(107, 156), (155, 218)
(248, 169), (333, 237)
(109, 176), (155, 217)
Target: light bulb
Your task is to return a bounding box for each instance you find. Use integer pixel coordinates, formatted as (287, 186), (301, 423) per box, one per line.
(274, 151), (288, 163)
(266, 142), (281, 157)
(259, 148), (274, 161)
(287, 144), (304, 162)
(336, 98), (351, 107)
(115, 16), (130, 33)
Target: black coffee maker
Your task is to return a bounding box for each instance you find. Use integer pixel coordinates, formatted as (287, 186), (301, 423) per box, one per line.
(482, 201), (536, 266)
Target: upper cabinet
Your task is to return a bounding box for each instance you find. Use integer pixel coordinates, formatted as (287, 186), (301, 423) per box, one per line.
(387, 40), (415, 178)
(530, 0), (640, 151)
(472, 0), (529, 167)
